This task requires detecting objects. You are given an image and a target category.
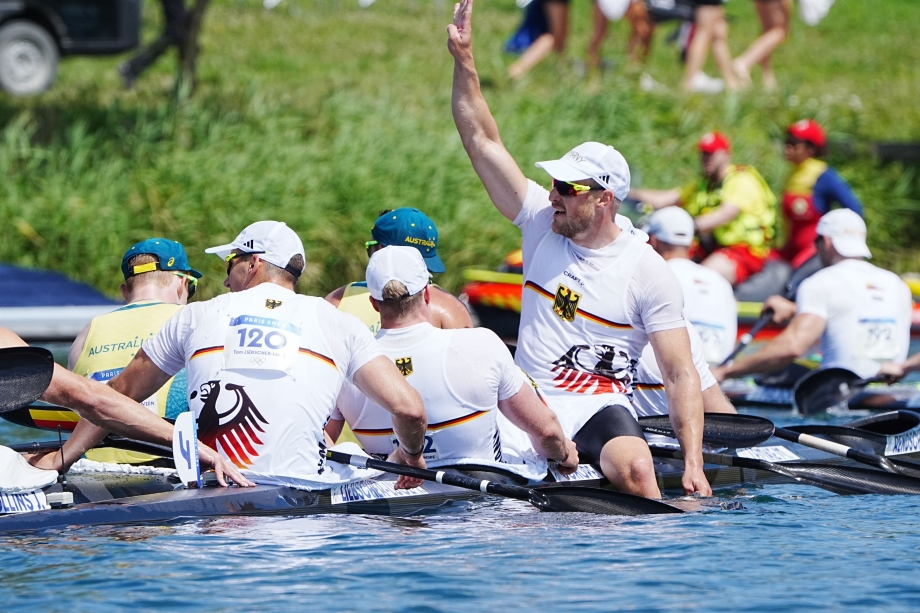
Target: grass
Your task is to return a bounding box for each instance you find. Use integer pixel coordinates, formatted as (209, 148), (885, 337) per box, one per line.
(0, 0), (918, 300)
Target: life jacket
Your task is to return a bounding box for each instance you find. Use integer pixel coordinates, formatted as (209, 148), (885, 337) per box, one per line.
(780, 157), (828, 266)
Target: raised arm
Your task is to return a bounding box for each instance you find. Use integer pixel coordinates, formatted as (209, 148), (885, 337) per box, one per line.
(498, 382), (578, 474)
(648, 326), (711, 496)
(448, 0), (529, 222)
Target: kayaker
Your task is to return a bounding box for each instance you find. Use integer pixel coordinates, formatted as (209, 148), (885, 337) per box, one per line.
(712, 209), (912, 382)
(325, 208), (473, 334)
(68, 238), (201, 465)
(779, 119), (864, 268)
(448, 0), (710, 498)
(1, 328), (251, 487)
(328, 246), (579, 478)
(628, 131), (778, 286)
(644, 206), (738, 364)
(56, 221), (430, 490)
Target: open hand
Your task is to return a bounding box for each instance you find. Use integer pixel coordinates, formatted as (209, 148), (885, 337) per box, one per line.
(447, 0), (473, 60)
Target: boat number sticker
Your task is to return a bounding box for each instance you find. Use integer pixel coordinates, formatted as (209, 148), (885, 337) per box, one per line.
(885, 426), (920, 456)
(549, 464), (603, 482)
(0, 489), (50, 515)
(735, 446), (801, 462)
(331, 479), (433, 504)
(224, 315), (301, 374)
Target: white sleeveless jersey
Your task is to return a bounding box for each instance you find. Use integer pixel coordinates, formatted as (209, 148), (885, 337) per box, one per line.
(666, 258), (737, 364)
(513, 181), (687, 437)
(143, 283), (382, 489)
(333, 324), (547, 480)
(795, 259), (912, 379)
(632, 323), (718, 417)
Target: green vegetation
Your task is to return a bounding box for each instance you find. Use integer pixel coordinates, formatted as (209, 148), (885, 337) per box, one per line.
(0, 0), (918, 300)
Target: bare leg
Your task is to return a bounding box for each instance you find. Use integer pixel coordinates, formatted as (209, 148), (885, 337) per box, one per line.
(700, 251), (738, 285)
(599, 437), (662, 498)
(545, 0), (570, 54)
(733, 0), (790, 88)
(508, 33), (556, 79)
(709, 9), (739, 89)
(587, 3), (609, 71)
(702, 384), (737, 414)
(626, 0), (655, 63)
(683, 6), (718, 90)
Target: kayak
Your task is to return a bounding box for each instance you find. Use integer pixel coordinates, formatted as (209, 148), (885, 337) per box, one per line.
(722, 377), (920, 414)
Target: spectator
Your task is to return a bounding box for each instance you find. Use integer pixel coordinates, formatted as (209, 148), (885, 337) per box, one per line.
(732, 0), (792, 90)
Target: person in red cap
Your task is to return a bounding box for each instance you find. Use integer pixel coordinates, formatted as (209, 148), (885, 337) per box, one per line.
(629, 131), (777, 286)
(780, 119), (864, 268)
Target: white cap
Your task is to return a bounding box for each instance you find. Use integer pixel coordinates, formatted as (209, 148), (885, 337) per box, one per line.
(644, 207), (695, 247)
(816, 209), (871, 259)
(205, 221), (306, 272)
(535, 142), (631, 201)
(366, 246), (431, 301)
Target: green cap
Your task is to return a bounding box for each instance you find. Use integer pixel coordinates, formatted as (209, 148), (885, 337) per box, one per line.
(121, 238), (203, 280)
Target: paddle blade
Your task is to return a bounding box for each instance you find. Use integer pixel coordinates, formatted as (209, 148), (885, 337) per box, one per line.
(530, 485), (682, 515)
(639, 414), (775, 448)
(793, 368), (861, 416)
(781, 462), (920, 496)
(0, 347), (54, 413)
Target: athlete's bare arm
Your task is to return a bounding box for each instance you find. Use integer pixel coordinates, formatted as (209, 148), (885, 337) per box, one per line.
(627, 188), (682, 210)
(430, 287), (474, 328)
(324, 418), (345, 442)
(448, 0), (529, 222)
(353, 355), (428, 488)
(692, 202), (741, 233)
(702, 384), (737, 414)
(324, 285), (346, 308)
(649, 326), (712, 496)
(879, 352), (920, 383)
(712, 313), (825, 381)
(67, 322), (91, 370)
(497, 382), (579, 474)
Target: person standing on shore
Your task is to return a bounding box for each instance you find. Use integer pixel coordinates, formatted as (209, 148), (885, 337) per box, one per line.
(732, 0), (791, 90)
(447, 0), (710, 498)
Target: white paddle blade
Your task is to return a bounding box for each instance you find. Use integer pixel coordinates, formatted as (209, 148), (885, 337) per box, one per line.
(172, 412), (201, 487)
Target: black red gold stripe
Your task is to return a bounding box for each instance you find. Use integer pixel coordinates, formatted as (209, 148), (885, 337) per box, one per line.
(298, 348), (337, 369)
(634, 382), (665, 391)
(352, 426), (395, 437)
(191, 346), (223, 360)
(523, 280), (632, 329)
(428, 410), (488, 431)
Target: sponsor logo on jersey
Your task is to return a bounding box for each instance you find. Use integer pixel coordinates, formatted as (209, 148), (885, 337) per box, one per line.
(395, 357), (413, 377)
(550, 344), (635, 395)
(553, 284), (581, 322)
(265, 299), (283, 309)
(792, 198), (809, 216)
(193, 380), (269, 468)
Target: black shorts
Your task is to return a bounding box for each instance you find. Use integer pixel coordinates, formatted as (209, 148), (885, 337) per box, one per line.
(572, 404), (646, 465)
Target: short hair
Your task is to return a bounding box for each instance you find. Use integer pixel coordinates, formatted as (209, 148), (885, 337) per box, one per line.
(376, 280), (424, 320)
(261, 254), (305, 285)
(124, 254), (174, 292)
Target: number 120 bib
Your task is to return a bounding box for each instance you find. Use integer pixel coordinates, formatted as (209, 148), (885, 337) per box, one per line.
(224, 315), (301, 374)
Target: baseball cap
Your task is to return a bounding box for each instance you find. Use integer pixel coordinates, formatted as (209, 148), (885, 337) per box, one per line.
(787, 119), (826, 148)
(535, 142), (631, 201)
(816, 209), (871, 259)
(205, 221), (305, 277)
(644, 207), (695, 247)
(371, 208), (445, 274)
(698, 132), (731, 154)
(366, 246), (431, 301)
(121, 238), (202, 279)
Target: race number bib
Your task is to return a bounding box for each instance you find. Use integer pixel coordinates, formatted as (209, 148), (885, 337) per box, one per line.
(693, 322), (728, 364)
(856, 318), (899, 361)
(224, 315), (301, 374)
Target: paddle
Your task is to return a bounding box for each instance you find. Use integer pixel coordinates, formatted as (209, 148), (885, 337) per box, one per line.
(650, 445), (920, 495)
(0, 347), (55, 413)
(793, 368), (886, 416)
(8, 436), (173, 458)
(721, 313), (774, 366)
(2, 404), (777, 450)
(326, 449), (682, 516)
(772, 426), (920, 480)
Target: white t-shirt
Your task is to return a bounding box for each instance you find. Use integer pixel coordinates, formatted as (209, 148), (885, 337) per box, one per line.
(512, 180), (687, 436)
(666, 258), (737, 364)
(632, 322), (718, 417)
(795, 259), (912, 379)
(144, 283), (382, 488)
(333, 323), (547, 480)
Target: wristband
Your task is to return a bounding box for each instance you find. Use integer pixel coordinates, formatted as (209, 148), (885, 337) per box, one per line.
(400, 442), (424, 457)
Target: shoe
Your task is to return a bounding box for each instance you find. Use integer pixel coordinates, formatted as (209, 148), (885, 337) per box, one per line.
(639, 72), (663, 92)
(687, 72), (724, 94)
(118, 64), (136, 90)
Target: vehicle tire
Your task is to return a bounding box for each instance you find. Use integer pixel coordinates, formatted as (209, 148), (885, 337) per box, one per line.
(0, 20), (58, 96)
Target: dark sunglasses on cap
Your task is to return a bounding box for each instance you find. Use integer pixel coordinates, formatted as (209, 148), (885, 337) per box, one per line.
(552, 178), (604, 197)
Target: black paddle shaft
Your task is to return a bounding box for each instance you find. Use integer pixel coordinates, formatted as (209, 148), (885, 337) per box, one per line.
(773, 427), (920, 480)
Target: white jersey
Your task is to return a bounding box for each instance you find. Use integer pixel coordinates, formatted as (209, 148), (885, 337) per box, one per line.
(143, 283), (382, 489)
(513, 181), (687, 436)
(632, 323), (718, 417)
(795, 259), (912, 379)
(666, 258), (737, 364)
(333, 323), (547, 480)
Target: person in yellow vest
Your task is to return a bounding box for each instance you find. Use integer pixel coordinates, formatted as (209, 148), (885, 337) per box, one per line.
(325, 208), (473, 333)
(628, 131), (777, 286)
(68, 238), (201, 465)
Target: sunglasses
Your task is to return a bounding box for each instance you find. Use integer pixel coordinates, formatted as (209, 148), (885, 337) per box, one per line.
(364, 240), (381, 257)
(224, 251), (263, 276)
(173, 272), (198, 298)
(552, 178), (604, 197)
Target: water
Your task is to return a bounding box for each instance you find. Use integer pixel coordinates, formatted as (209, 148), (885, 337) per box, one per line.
(3, 342), (920, 610)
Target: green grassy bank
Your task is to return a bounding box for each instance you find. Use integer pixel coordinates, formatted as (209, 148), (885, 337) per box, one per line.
(0, 0), (918, 300)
